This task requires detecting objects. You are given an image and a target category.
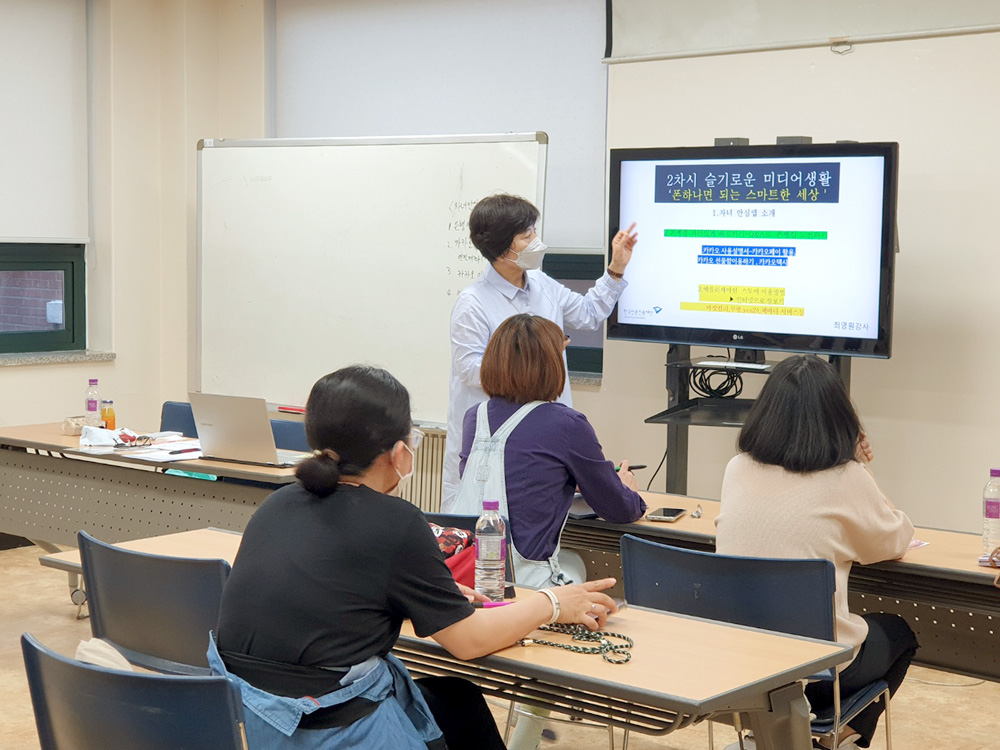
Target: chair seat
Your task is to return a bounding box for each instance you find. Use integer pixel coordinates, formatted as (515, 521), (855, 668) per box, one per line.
(810, 679), (889, 732)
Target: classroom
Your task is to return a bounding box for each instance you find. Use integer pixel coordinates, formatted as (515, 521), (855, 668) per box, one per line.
(3, 1), (1000, 748)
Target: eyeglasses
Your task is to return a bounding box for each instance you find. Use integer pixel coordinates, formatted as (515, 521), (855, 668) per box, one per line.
(409, 428), (425, 452)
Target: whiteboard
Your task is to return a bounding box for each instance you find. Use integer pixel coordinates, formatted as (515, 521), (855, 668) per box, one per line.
(197, 134), (547, 424)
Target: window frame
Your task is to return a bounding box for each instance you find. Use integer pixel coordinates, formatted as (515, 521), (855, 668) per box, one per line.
(0, 243), (86, 354)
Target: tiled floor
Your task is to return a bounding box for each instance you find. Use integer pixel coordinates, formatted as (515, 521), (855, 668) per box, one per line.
(2, 542), (999, 749)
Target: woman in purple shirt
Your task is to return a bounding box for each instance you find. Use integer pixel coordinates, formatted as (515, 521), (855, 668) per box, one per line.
(456, 314), (646, 587)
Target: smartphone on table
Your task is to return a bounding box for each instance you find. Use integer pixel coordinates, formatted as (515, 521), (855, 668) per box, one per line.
(646, 507), (687, 523)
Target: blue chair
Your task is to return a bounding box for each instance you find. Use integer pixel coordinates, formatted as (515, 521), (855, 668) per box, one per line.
(160, 400), (198, 437)
(78, 530), (231, 674)
(159, 400), (309, 450)
(620, 534), (891, 750)
(21, 633), (248, 750)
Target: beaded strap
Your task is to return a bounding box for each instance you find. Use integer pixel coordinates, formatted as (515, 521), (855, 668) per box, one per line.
(518, 623), (633, 664)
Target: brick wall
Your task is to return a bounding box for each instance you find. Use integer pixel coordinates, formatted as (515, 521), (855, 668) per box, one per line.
(0, 271), (64, 332)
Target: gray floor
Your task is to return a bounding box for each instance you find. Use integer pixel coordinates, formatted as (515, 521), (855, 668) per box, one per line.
(3, 542), (999, 749)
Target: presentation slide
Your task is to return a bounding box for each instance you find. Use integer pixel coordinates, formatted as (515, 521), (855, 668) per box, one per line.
(616, 155), (886, 340)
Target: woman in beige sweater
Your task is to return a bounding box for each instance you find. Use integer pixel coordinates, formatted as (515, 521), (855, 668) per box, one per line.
(716, 355), (916, 750)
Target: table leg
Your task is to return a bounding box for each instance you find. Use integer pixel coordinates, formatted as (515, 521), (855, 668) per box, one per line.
(746, 681), (812, 750)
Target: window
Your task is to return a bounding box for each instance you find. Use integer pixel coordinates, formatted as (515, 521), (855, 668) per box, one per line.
(0, 244), (85, 353)
(541, 253), (606, 375)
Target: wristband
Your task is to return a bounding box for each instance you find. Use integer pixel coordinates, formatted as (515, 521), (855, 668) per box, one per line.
(607, 267), (624, 280)
(538, 588), (560, 624)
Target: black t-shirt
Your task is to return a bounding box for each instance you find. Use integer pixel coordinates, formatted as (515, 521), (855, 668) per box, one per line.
(216, 483), (474, 668)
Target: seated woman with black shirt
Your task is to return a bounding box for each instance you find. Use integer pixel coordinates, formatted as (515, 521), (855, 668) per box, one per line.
(212, 365), (618, 750)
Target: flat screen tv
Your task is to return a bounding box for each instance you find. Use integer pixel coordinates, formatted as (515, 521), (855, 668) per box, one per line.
(607, 142), (898, 358)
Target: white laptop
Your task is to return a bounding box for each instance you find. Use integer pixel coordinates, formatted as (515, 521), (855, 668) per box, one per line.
(188, 392), (310, 467)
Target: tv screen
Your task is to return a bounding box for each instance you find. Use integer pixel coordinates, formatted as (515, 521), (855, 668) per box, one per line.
(607, 142), (898, 358)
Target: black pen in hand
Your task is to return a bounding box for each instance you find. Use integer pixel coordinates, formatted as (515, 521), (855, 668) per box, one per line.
(615, 464), (647, 472)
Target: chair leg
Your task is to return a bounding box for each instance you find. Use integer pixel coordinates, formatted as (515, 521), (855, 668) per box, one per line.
(606, 723), (615, 750)
(882, 690), (892, 750)
(504, 699), (517, 744)
(707, 721), (714, 748)
(734, 712), (746, 750)
(621, 727), (629, 750)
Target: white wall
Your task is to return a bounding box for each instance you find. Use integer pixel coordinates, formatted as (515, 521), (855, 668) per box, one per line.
(590, 32), (1000, 532)
(0, 0), (266, 432)
(272, 0), (609, 249)
(6, 4), (994, 535)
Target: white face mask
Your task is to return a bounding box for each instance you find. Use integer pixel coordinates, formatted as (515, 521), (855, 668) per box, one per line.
(508, 237), (546, 271)
(391, 443), (415, 497)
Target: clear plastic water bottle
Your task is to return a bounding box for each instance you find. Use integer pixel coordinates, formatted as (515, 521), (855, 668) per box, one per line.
(984, 469), (1000, 555)
(474, 499), (507, 603)
(84, 379), (100, 417)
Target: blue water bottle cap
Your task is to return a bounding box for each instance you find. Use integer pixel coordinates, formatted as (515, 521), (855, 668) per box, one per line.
(483, 500), (500, 511)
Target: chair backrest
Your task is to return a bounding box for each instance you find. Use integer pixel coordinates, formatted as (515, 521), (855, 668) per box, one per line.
(159, 400), (309, 450)
(160, 400), (198, 437)
(78, 530), (231, 674)
(620, 534), (836, 641)
(425, 511), (516, 583)
(21, 633), (247, 750)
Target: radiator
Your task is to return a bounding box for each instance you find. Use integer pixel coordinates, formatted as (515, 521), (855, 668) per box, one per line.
(399, 426), (445, 513)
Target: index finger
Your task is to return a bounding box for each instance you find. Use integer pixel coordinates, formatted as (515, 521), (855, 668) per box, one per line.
(581, 577), (617, 593)
(625, 222), (637, 234)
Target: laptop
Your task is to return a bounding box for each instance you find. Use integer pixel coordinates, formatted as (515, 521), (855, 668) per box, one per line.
(188, 392), (310, 467)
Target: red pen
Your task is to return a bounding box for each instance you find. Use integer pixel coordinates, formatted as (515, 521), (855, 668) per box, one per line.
(472, 601), (511, 608)
(169, 448), (201, 455)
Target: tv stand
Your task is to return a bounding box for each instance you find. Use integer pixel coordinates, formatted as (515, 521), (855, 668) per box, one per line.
(645, 345), (851, 494)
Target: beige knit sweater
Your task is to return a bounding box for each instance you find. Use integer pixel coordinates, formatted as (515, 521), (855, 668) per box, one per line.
(716, 453), (913, 653)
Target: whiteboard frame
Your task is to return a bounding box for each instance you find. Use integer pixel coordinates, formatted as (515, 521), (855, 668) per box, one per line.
(194, 132), (548, 421)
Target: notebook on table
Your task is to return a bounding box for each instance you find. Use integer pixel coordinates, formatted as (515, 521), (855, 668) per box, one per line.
(188, 392), (310, 468)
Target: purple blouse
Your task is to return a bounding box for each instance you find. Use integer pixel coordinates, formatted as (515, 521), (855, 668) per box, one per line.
(459, 398), (646, 560)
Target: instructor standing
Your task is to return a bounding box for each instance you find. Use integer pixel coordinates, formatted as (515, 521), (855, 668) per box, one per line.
(443, 193), (637, 511)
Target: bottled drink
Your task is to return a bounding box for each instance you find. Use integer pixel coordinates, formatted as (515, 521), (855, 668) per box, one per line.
(984, 469), (1000, 555)
(84, 379), (100, 417)
(100, 400), (116, 430)
(474, 499), (507, 603)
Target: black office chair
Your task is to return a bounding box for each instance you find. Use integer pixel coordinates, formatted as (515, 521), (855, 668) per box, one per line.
(21, 633), (248, 750)
(620, 534), (891, 750)
(77, 530), (231, 674)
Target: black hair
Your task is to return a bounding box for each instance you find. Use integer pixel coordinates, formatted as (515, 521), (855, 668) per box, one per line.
(468, 194), (540, 263)
(295, 365), (411, 498)
(738, 355), (861, 473)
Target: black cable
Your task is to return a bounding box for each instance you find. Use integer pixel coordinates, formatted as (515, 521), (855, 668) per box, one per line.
(688, 366), (743, 399)
(646, 443), (669, 492)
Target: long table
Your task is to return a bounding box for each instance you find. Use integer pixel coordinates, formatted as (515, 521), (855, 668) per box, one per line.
(0, 423), (292, 550)
(8, 422), (999, 679)
(565, 492), (1000, 681)
(39, 528), (852, 750)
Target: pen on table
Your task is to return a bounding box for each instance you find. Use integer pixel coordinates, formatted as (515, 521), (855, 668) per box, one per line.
(472, 601), (511, 608)
(616, 464), (647, 471)
(169, 448), (201, 455)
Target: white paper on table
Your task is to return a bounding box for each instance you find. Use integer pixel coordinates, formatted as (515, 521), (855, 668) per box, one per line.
(121, 439), (203, 462)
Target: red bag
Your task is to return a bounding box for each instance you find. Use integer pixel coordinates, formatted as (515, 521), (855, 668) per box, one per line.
(444, 546), (475, 588)
(430, 523), (476, 588)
